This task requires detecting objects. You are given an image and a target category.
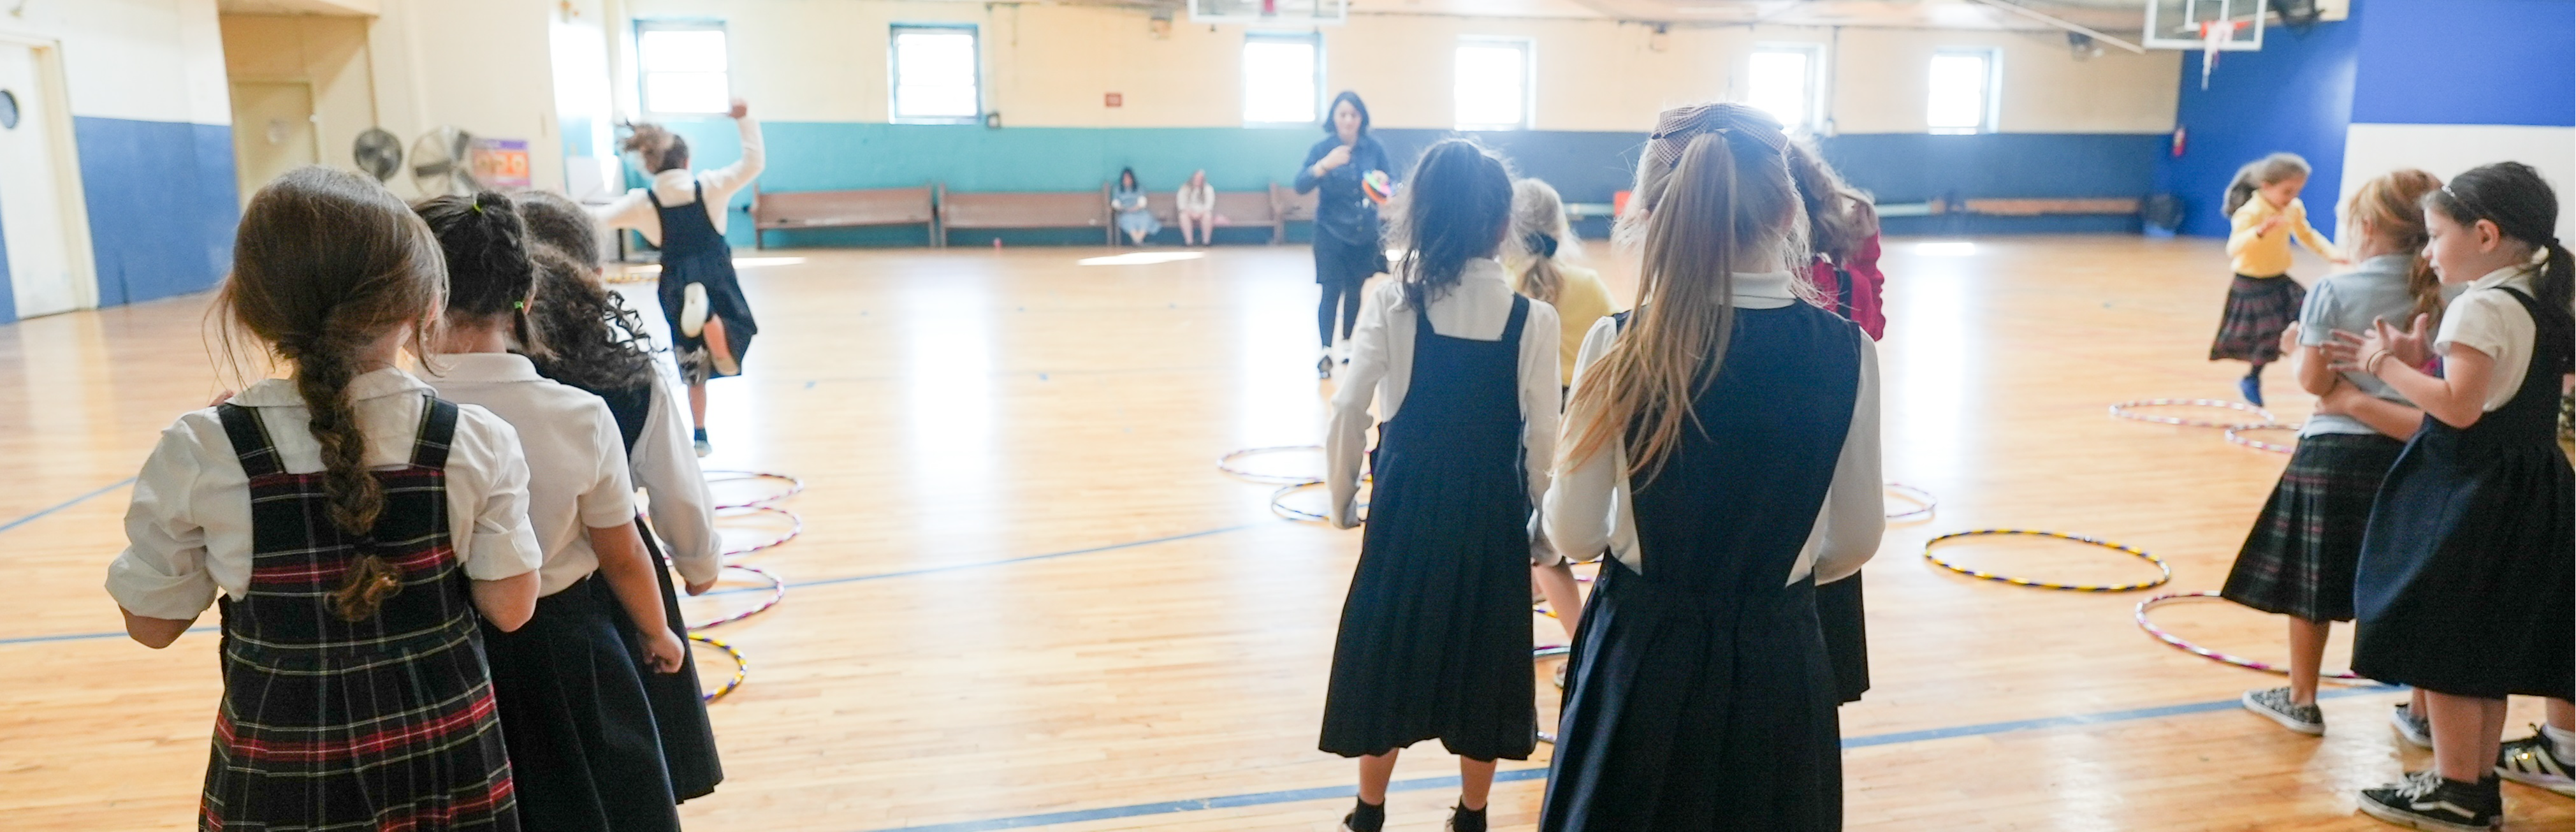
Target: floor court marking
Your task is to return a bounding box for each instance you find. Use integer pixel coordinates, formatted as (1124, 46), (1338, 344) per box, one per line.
(0, 522), (1270, 647)
(859, 685), (2401, 832)
(0, 477), (136, 536)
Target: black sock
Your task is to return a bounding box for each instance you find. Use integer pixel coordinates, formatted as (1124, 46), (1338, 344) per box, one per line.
(1450, 803), (1487, 832)
(2246, 362), (2266, 380)
(1344, 798), (1385, 832)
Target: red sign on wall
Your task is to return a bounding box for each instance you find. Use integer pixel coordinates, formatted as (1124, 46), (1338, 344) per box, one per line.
(1105, 92), (1124, 108)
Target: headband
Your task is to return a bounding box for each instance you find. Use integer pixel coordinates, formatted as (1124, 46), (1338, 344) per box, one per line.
(1643, 105), (1790, 175)
(2443, 184), (2563, 251)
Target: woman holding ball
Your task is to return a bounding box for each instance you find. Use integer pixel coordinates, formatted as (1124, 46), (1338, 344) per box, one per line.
(1297, 91), (1394, 379)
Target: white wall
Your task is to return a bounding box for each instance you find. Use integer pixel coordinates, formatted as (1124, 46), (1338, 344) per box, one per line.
(1, 0), (229, 126)
(2340, 123), (2576, 244)
(365, 0), (562, 198)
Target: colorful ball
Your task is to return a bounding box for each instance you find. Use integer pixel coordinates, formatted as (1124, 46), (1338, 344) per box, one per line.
(1361, 170), (1394, 205)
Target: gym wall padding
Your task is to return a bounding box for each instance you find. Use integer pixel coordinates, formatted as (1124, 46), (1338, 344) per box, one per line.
(2350, 0), (2573, 129)
(74, 117), (240, 309)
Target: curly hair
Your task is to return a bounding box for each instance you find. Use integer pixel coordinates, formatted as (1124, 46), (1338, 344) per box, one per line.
(527, 245), (659, 393)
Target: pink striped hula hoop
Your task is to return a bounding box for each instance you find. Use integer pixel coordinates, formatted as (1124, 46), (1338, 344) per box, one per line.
(2134, 591), (2364, 680)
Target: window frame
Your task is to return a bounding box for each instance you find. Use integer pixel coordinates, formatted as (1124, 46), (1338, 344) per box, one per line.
(1745, 41), (1824, 136)
(634, 18), (732, 120)
(889, 23), (984, 125)
(1924, 47), (2001, 135)
(1452, 36), (1535, 132)
(1241, 31), (1325, 128)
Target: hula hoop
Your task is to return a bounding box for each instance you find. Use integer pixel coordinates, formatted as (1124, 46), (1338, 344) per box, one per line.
(2226, 424), (2301, 454)
(1921, 529), (2171, 592)
(687, 564), (785, 629)
(1534, 645), (1569, 659)
(2109, 398), (2276, 429)
(704, 470), (804, 509)
(717, 506), (803, 560)
(1269, 481), (1363, 523)
(1218, 446), (1326, 485)
(1885, 482), (1936, 522)
(2135, 591), (2365, 680)
(688, 634), (749, 702)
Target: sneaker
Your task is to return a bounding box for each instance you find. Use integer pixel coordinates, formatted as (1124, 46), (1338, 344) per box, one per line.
(2496, 728), (2576, 796)
(694, 438), (713, 458)
(2238, 375), (2266, 407)
(2357, 773), (2500, 831)
(2392, 703), (2433, 750)
(2243, 687), (2325, 735)
(1316, 351), (1334, 379)
(1554, 662), (1568, 689)
(1446, 804), (1487, 832)
(680, 282), (711, 338)
(1339, 798), (1385, 832)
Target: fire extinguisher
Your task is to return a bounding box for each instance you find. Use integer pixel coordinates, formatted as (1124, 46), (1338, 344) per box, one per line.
(2172, 126), (2187, 158)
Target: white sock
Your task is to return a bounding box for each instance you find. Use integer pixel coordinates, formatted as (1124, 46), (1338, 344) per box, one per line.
(2543, 722), (2574, 761)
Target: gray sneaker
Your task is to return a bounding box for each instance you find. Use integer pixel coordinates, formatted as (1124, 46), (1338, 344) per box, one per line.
(2243, 687), (2324, 735)
(2392, 703), (2433, 749)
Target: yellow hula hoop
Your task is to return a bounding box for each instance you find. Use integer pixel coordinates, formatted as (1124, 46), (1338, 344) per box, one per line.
(688, 634), (749, 703)
(1921, 529), (2171, 592)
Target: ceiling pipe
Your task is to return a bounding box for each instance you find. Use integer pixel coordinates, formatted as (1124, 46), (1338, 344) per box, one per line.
(1963, 0), (2148, 54)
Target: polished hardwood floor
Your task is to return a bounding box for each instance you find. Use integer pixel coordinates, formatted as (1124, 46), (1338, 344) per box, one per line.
(0, 237), (2564, 831)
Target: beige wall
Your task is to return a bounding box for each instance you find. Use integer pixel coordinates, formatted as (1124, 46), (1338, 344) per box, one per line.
(218, 14), (375, 179)
(364, 0), (563, 198)
(620, 1), (2178, 135)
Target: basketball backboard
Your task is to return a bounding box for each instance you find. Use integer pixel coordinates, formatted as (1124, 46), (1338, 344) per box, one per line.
(2144, 0), (2266, 51)
(1189, 0), (1350, 26)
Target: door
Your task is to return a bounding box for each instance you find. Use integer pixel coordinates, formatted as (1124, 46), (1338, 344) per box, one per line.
(0, 41), (82, 319)
(229, 81), (318, 201)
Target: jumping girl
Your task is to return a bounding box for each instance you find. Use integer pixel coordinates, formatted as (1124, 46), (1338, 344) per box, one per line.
(1320, 140), (1560, 832)
(593, 99), (763, 456)
(106, 166), (542, 829)
(2223, 169), (2444, 737)
(2214, 152), (2345, 406)
(2324, 161), (2573, 831)
(418, 193), (690, 832)
(1504, 177), (1609, 652)
(1540, 103), (1882, 831)
(516, 189), (728, 803)
(1297, 90), (1394, 379)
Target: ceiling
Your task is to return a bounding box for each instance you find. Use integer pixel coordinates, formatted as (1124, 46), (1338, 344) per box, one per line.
(1344, 0), (2155, 32)
(214, 0), (378, 15)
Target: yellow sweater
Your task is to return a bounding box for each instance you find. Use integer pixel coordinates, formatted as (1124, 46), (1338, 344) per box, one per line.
(1504, 256), (1615, 386)
(2226, 196), (2339, 278)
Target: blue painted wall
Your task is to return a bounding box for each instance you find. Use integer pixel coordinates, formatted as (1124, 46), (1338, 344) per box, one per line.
(73, 117), (238, 309)
(2158, 12), (2362, 239)
(642, 116), (2164, 247)
(2352, 0), (2575, 127)
(0, 194), (14, 324)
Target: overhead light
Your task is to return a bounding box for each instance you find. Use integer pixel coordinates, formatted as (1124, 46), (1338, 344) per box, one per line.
(1077, 252), (1206, 266)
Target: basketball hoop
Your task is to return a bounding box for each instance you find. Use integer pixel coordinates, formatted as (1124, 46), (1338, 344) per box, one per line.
(2198, 20), (2245, 89)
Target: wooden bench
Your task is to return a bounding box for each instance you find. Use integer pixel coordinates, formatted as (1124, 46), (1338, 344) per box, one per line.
(937, 184), (1113, 246)
(1270, 183), (1318, 227)
(750, 186), (938, 249)
(1145, 187), (1288, 244)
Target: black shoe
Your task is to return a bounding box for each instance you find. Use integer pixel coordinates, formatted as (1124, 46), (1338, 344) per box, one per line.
(2357, 771), (2500, 831)
(2497, 727), (2576, 796)
(1446, 803), (1487, 832)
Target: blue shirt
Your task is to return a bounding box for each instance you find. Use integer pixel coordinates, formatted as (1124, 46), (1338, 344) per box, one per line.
(2296, 254), (2422, 437)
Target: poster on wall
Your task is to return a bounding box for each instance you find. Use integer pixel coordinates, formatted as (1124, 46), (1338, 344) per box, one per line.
(469, 138), (532, 190)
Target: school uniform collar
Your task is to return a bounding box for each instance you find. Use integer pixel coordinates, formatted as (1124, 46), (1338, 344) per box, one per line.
(1464, 257), (1507, 285)
(2466, 263), (2536, 293)
(424, 352), (548, 384)
(1733, 271), (1800, 309)
(651, 168), (695, 189)
(230, 367), (432, 408)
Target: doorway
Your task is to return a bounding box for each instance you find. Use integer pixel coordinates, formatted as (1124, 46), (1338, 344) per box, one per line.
(228, 80), (319, 201)
(0, 39), (95, 319)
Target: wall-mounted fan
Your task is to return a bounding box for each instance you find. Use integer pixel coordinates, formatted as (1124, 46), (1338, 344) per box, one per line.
(411, 126), (479, 196)
(353, 128), (402, 182)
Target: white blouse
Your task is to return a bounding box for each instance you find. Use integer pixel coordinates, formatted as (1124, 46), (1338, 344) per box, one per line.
(588, 117), (765, 246)
(1543, 272), (1884, 585)
(633, 366), (721, 585)
(1325, 259), (1563, 553)
(1177, 182), (1217, 215)
(2436, 263), (2558, 412)
(423, 353), (637, 597)
(105, 369), (544, 621)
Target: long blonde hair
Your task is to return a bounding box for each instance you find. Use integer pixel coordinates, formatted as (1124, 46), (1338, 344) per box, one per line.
(1510, 178), (1582, 306)
(1564, 103), (1801, 484)
(2340, 168), (2444, 333)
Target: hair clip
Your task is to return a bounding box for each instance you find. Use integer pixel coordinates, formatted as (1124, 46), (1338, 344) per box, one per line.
(513, 300), (525, 310)
(472, 202), (484, 214)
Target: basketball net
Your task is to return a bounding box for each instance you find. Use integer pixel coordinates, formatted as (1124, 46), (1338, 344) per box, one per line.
(2198, 20), (2244, 89)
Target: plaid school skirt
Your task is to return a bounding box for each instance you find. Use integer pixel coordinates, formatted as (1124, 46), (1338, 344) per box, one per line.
(2209, 274), (2306, 363)
(2222, 432), (2406, 622)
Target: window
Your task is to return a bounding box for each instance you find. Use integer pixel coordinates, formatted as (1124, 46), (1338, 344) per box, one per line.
(1745, 45), (1819, 134)
(891, 24), (981, 123)
(1454, 38), (1531, 131)
(636, 21), (729, 116)
(1925, 49), (1998, 134)
(1242, 33), (1321, 124)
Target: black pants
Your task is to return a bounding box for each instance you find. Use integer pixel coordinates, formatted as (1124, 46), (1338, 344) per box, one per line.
(1314, 233), (1380, 347)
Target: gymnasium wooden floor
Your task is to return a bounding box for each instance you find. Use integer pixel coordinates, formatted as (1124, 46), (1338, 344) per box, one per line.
(0, 236), (2566, 831)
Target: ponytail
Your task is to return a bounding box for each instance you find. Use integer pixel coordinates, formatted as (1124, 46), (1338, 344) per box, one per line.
(2224, 152), (2314, 217)
(2426, 161), (2573, 330)
(414, 192), (549, 360)
(1510, 178), (1578, 307)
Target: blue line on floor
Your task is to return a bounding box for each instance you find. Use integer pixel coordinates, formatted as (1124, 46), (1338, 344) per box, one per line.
(858, 685), (2401, 831)
(0, 523), (1269, 646)
(0, 477), (136, 536)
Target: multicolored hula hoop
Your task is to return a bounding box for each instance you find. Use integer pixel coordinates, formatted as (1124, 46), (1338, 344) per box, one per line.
(1884, 482), (1936, 522)
(1921, 529), (2171, 592)
(2109, 398), (2276, 429)
(2135, 591), (2365, 680)
(1218, 446), (1327, 485)
(717, 505), (803, 560)
(688, 634), (750, 702)
(704, 469), (804, 509)
(1269, 481), (1364, 523)
(2226, 423), (2301, 454)
(687, 564), (786, 629)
